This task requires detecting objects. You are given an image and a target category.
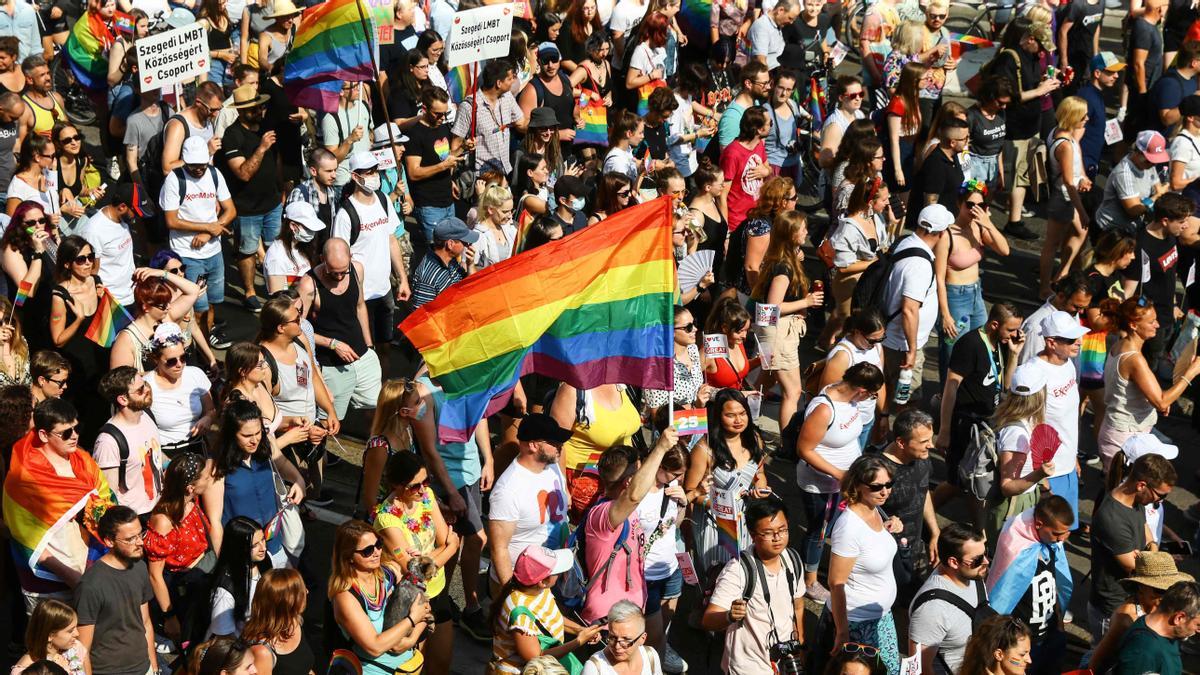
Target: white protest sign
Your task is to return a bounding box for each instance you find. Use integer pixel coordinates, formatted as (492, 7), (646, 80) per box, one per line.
(703, 333), (728, 359)
(372, 149), (397, 171)
(445, 3), (514, 68)
(755, 303), (779, 327)
(1104, 119), (1123, 145)
(136, 23), (208, 92)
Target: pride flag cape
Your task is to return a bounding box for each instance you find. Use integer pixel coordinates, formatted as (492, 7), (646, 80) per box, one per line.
(64, 11), (114, 92)
(985, 508), (1073, 615)
(3, 431), (114, 583)
(284, 0), (375, 113)
(678, 0), (713, 49)
(84, 287), (133, 348)
(400, 197), (676, 442)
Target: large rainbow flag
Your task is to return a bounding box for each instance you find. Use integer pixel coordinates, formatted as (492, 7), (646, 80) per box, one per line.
(284, 0), (375, 113)
(63, 11), (115, 92)
(678, 0), (714, 49)
(3, 431), (114, 585)
(400, 197), (677, 442)
(84, 287), (133, 348)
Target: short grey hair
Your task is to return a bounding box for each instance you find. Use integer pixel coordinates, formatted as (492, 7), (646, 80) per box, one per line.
(1159, 581), (1200, 618)
(894, 409), (934, 441)
(607, 600), (645, 626)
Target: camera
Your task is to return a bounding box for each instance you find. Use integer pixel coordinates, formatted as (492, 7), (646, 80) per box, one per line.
(769, 639), (806, 675)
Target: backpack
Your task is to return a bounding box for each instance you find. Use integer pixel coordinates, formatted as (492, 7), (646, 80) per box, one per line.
(97, 421), (159, 493)
(554, 500), (632, 613)
(738, 547), (803, 606)
(851, 245), (934, 321)
(957, 419), (999, 500)
(171, 166), (219, 207)
(910, 580), (997, 671)
(336, 190), (392, 246)
(140, 113), (189, 205)
(780, 393), (834, 459)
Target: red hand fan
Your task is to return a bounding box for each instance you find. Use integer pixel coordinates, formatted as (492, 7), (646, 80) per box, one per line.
(1029, 424), (1062, 471)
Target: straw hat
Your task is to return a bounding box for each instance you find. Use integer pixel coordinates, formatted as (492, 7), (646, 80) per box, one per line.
(228, 84), (270, 109)
(1119, 551), (1194, 592)
(265, 0), (302, 19)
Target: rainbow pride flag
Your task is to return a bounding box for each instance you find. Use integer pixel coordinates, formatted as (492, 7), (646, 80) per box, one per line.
(13, 280), (32, 308)
(807, 76), (827, 127)
(284, 0), (375, 113)
(575, 89), (607, 146)
(948, 32), (994, 58)
(678, 0), (714, 49)
(63, 11), (114, 92)
(637, 80), (668, 117)
(400, 197), (676, 442)
(84, 287), (133, 348)
(446, 63), (475, 105)
(3, 431), (114, 584)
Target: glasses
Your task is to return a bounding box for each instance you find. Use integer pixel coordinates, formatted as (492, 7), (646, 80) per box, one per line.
(866, 480), (895, 492)
(617, 189), (632, 198)
(843, 643), (879, 658)
(1145, 484), (1171, 501)
(843, 91), (865, 100)
(162, 356), (185, 368)
(282, 315), (302, 325)
(116, 531), (145, 544)
(255, 359), (269, 369)
(130, 382), (149, 395)
(150, 302), (169, 312)
(74, 253), (96, 264)
(675, 322), (697, 332)
(1049, 336), (1079, 345)
(866, 335), (885, 345)
(40, 153), (56, 159)
(754, 527), (789, 540)
(786, 193), (798, 201)
(328, 268), (351, 278)
(413, 63), (430, 70)
(753, 78), (771, 86)
(602, 631), (645, 648)
(965, 201), (987, 209)
(47, 376), (69, 388)
(961, 553), (988, 568)
(25, 217), (47, 226)
(50, 425), (79, 440)
(406, 478), (429, 492)
(927, 12), (947, 19)
(59, 135), (80, 144)
(165, 266), (184, 274)
(355, 542), (383, 556)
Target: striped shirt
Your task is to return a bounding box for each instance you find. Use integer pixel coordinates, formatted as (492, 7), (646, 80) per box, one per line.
(491, 587), (565, 675)
(411, 251), (467, 308)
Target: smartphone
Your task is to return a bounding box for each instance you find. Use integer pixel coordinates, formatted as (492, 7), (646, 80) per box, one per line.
(196, 274), (208, 288)
(1160, 540), (1193, 556)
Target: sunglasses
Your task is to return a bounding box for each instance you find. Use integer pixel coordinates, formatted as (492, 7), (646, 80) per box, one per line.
(406, 478), (430, 492)
(165, 266), (184, 274)
(927, 12), (947, 18)
(150, 302), (169, 312)
(24, 217), (47, 226)
(59, 135), (80, 144)
(47, 376), (69, 387)
(355, 542), (383, 556)
(50, 425), (79, 440)
(966, 201), (987, 209)
(328, 268), (351, 278)
(162, 356), (185, 368)
(843, 91), (865, 100)
(843, 643), (879, 658)
(866, 480), (895, 492)
(74, 253), (96, 264)
(617, 189), (632, 198)
(675, 322), (697, 332)
(960, 553), (988, 568)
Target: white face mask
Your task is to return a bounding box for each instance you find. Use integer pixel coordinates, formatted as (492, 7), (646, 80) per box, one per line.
(358, 174), (382, 192)
(293, 225), (315, 243)
(570, 196), (586, 211)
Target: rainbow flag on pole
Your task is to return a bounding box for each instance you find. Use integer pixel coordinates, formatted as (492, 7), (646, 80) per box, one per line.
(948, 32), (994, 58)
(84, 287), (133, 348)
(446, 63), (475, 105)
(63, 11), (114, 92)
(13, 280), (32, 308)
(284, 0), (375, 113)
(400, 197), (677, 442)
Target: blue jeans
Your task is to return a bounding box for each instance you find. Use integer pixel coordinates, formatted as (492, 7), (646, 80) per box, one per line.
(966, 152), (1001, 192)
(208, 59), (231, 90)
(938, 280), (988, 384)
(236, 202), (283, 255)
(182, 252), (226, 312)
(414, 204), (454, 243)
(799, 491), (842, 570)
(859, 417), (875, 451)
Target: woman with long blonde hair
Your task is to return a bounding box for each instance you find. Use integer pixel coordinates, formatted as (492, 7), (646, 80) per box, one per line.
(750, 211), (824, 430)
(985, 369), (1051, 544)
(328, 520), (429, 675)
(0, 296), (30, 386)
(244, 569), (314, 675)
(358, 377), (426, 519)
(731, 176), (798, 293)
(474, 185), (518, 269)
(1040, 96), (1093, 297)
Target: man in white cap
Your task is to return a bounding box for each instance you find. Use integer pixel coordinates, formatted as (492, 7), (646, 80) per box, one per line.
(331, 151), (411, 364)
(1094, 130), (1171, 234)
(1022, 311), (1088, 531)
(160, 135), (237, 349)
(1120, 435), (1184, 547)
(264, 201), (326, 291)
(882, 203), (952, 411)
(1089, 451), (1177, 641)
(370, 123), (414, 222)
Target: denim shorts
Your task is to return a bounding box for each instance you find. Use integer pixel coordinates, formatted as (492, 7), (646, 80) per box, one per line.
(966, 152), (1000, 189)
(644, 567), (683, 614)
(414, 204), (454, 243)
(182, 252), (225, 311)
(236, 202), (283, 255)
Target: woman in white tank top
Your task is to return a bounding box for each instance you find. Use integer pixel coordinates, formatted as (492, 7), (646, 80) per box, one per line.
(819, 308), (888, 451)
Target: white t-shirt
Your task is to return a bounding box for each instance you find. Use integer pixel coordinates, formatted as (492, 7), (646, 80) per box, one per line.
(147, 367), (212, 445)
(488, 461), (569, 580)
(635, 484), (681, 580)
(603, 146), (640, 183)
(882, 235), (938, 352)
(263, 240), (312, 283)
(796, 392), (863, 494)
(159, 167), (230, 260)
(996, 424), (1037, 495)
(583, 648), (661, 675)
(1169, 130), (1200, 184)
(208, 574), (259, 638)
(332, 194), (400, 301)
(608, 0), (646, 33)
(1023, 357), (1079, 477)
(8, 173), (59, 215)
(630, 42), (666, 77)
(827, 507), (898, 622)
(79, 210), (135, 305)
(596, 0), (615, 25)
(709, 554), (805, 675)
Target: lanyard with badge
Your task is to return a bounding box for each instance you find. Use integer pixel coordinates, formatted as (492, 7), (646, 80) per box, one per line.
(977, 327), (1003, 407)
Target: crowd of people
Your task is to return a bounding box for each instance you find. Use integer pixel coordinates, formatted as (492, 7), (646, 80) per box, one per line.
(3, 0), (1200, 673)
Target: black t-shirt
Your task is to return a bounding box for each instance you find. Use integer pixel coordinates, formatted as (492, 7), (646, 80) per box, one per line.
(907, 149), (963, 227)
(1086, 266), (1125, 304)
(948, 328), (1003, 417)
(643, 121), (670, 161)
(1090, 494), (1147, 614)
(781, 13), (832, 68)
(989, 49), (1041, 138)
(967, 105), (1006, 156)
(262, 77), (303, 174)
(879, 453), (932, 545)
(221, 121), (282, 216)
(1122, 227), (1179, 314)
(406, 120), (454, 207)
(1012, 550), (1058, 640)
(762, 261), (803, 302)
(551, 208), (589, 235)
(386, 86), (421, 124)
(1060, 0), (1104, 65)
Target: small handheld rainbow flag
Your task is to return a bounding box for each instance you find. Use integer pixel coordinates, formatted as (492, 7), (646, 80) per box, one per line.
(672, 408), (709, 436)
(948, 32), (994, 58)
(113, 11), (135, 35)
(446, 63), (475, 106)
(84, 287), (134, 348)
(807, 77), (827, 127)
(13, 280), (32, 308)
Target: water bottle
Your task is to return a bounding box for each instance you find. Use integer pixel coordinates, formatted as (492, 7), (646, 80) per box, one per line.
(893, 367), (913, 405)
(946, 315), (970, 346)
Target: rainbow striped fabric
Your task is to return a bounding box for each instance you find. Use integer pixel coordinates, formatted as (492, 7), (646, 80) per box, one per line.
(948, 32), (994, 57)
(446, 63), (475, 105)
(399, 197), (677, 442)
(3, 431), (114, 584)
(807, 76), (827, 127)
(637, 80), (668, 117)
(283, 0), (375, 113)
(84, 287), (133, 348)
(63, 11), (114, 92)
(678, 0), (713, 49)
(575, 89), (607, 146)
(13, 280), (32, 308)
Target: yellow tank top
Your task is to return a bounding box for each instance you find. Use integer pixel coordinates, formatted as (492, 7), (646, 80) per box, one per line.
(372, 487), (447, 597)
(562, 388), (643, 473)
(22, 93), (66, 136)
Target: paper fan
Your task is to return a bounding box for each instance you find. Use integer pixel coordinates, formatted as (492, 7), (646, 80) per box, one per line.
(1029, 423), (1062, 471)
(677, 250), (715, 292)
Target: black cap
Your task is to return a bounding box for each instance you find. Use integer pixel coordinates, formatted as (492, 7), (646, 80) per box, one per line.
(516, 412), (573, 444)
(554, 175), (587, 201)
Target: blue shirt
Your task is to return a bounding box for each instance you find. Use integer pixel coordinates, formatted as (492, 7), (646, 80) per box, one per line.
(1078, 83), (1107, 177)
(419, 375), (481, 489)
(1149, 69), (1199, 135)
(0, 0), (40, 62)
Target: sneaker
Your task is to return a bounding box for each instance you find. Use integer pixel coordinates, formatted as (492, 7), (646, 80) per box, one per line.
(208, 327), (233, 350)
(805, 580), (831, 603)
(663, 645), (688, 674)
(244, 295), (263, 313)
(459, 607), (492, 641)
(1004, 222), (1038, 241)
(1021, 206), (1036, 219)
(1086, 456), (1103, 470)
(1063, 610), (1074, 624)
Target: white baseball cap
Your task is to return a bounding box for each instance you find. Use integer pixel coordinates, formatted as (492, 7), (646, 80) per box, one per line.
(1122, 433), (1179, 463)
(283, 201), (326, 232)
(347, 151), (379, 173)
(1010, 362), (1047, 396)
(917, 204), (954, 233)
(181, 136), (210, 165)
(1040, 310), (1088, 341)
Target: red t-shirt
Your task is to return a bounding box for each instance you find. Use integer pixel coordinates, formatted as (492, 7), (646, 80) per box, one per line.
(720, 139), (768, 233)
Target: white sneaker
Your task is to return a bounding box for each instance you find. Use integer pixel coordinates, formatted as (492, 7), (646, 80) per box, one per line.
(1063, 610), (1074, 624)
(663, 644), (688, 673)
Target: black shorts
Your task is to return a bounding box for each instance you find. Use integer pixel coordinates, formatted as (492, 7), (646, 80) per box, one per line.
(365, 295), (395, 345)
(433, 481), (484, 537)
(429, 588), (454, 623)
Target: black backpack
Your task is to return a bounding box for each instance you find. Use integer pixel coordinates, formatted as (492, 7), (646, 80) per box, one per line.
(910, 581), (996, 670)
(96, 421), (159, 493)
(336, 190), (392, 246)
(851, 245), (934, 321)
(738, 547), (803, 605)
(139, 113), (189, 205)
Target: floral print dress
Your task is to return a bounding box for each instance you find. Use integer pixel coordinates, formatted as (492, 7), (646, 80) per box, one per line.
(373, 486), (445, 598)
